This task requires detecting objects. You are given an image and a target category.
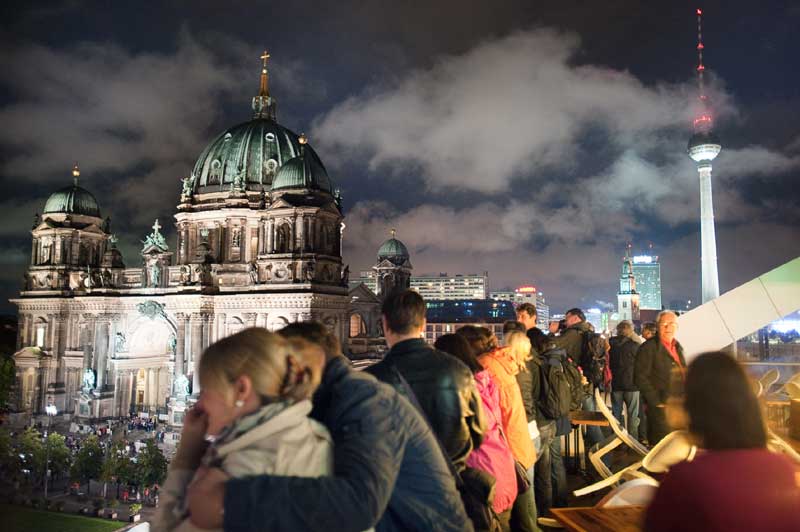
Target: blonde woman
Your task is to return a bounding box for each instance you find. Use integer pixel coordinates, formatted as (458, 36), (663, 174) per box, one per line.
(457, 325), (539, 531)
(154, 328), (331, 532)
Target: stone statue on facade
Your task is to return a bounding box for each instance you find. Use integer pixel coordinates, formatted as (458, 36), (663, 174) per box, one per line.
(115, 332), (126, 352)
(174, 374), (190, 398)
(82, 368), (96, 393)
(249, 262), (259, 284)
(141, 219), (169, 254)
(149, 263), (160, 287)
(181, 175), (195, 198)
(341, 264), (350, 286)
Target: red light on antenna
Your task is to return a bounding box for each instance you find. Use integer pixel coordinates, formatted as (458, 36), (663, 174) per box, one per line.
(697, 43), (704, 50)
(697, 8), (702, 15)
(697, 64), (705, 71)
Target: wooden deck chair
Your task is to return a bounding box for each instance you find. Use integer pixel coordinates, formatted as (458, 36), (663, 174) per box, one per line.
(595, 477), (660, 508)
(774, 371), (800, 396)
(574, 430), (695, 498)
(784, 382), (800, 400)
(586, 388), (649, 479)
(758, 369), (780, 396)
(768, 429), (800, 465)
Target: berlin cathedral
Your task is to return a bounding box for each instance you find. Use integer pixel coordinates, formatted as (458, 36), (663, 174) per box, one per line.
(10, 53), (409, 425)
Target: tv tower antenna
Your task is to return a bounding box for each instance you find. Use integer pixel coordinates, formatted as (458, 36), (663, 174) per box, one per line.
(687, 7), (722, 304)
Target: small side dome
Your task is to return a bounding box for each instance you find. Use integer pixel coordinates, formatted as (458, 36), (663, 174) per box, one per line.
(271, 148), (332, 193)
(43, 165), (101, 217)
(378, 236), (410, 264)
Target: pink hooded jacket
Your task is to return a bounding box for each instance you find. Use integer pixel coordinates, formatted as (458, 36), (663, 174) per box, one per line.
(466, 369), (518, 514)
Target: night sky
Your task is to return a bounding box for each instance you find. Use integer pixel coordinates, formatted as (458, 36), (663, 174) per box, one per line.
(1, 0), (799, 315)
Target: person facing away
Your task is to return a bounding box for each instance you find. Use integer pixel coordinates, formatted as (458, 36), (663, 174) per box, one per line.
(634, 310), (686, 445)
(458, 325), (540, 532)
(435, 333), (518, 523)
(641, 322), (657, 341)
(644, 351), (800, 532)
(608, 320), (640, 438)
(366, 289), (485, 472)
(524, 332), (570, 517)
(155, 328), (331, 532)
(184, 321), (472, 532)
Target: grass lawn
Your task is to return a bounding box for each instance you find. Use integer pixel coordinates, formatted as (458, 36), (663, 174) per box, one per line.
(2, 503), (124, 532)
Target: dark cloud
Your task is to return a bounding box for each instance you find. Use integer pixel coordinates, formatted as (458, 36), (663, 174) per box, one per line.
(0, 0), (798, 314)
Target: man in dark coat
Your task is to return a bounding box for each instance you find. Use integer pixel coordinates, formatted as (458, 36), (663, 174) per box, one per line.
(609, 320), (640, 438)
(634, 310), (686, 445)
(184, 322), (473, 532)
(367, 289), (485, 472)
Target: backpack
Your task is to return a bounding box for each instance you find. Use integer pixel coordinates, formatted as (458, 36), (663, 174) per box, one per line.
(562, 356), (587, 411)
(580, 331), (608, 389)
(539, 349), (574, 419)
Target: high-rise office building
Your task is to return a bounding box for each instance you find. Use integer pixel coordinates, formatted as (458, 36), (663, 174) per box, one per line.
(357, 271), (488, 300)
(632, 254), (662, 310)
(489, 285), (549, 329)
(411, 272), (488, 300)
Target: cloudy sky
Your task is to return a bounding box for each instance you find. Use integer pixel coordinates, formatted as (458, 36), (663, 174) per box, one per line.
(1, 0), (799, 314)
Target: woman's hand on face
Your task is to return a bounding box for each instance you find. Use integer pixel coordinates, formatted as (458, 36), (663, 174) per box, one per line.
(172, 404), (209, 469)
(182, 404), (209, 443)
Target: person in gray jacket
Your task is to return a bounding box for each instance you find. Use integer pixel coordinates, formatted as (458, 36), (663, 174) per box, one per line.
(184, 321), (472, 532)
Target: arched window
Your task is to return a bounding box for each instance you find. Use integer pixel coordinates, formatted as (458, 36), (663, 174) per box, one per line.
(209, 159), (222, 184)
(34, 318), (47, 348)
(276, 223), (291, 253)
(349, 314), (366, 338)
(227, 316), (245, 337)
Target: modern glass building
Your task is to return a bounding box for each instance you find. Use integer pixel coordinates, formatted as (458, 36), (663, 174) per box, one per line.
(632, 255), (662, 310)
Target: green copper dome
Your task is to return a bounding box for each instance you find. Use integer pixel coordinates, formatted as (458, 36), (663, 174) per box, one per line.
(271, 149), (332, 193)
(190, 118), (316, 194)
(43, 183), (101, 218)
(378, 237), (410, 262)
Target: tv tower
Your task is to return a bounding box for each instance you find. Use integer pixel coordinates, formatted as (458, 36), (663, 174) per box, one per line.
(687, 7), (721, 304)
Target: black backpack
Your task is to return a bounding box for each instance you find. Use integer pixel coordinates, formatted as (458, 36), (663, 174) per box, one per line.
(562, 356), (587, 411)
(539, 349), (574, 419)
(581, 331), (608, 389)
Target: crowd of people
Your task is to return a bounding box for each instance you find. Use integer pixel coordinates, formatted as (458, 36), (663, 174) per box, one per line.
(153, 290), (800, 532)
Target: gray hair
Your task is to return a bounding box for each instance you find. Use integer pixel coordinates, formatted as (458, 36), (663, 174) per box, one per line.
(656, 310), (678, 325)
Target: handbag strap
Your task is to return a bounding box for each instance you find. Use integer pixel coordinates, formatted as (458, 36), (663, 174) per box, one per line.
(390, 364), (464, 489)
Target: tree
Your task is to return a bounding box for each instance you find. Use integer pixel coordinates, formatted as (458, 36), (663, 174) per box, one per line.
(70, 434), (103, 483)
(44, 432), (71, 479)
(0, 428), (14, 473)
(0, 354), (14, 412)
(135, 439), (168, 487)
(101, 440), (134, 498)
(17, 427), (45, 481)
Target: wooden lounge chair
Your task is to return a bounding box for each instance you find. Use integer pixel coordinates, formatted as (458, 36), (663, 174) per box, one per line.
(574, 430), (696, 498)
(586, 388), (649, 479)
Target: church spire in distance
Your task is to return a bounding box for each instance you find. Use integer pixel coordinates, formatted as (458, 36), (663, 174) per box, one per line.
(252, 50), (277, 120)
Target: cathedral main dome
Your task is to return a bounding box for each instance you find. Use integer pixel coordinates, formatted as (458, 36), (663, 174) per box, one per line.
(186, 53), (333, 197)
(189, 119), (330, 194)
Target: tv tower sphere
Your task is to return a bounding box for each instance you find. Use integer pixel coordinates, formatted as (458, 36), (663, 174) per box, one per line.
(688, 130), (721, 163)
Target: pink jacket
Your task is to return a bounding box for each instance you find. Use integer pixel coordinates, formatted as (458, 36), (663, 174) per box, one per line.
(466, 369), (518, 514)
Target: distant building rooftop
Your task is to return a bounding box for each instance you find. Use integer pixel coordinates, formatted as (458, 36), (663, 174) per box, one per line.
(425, 299), (516, 323)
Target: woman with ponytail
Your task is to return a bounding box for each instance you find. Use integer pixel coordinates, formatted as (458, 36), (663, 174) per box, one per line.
(155, 328), (332, 532)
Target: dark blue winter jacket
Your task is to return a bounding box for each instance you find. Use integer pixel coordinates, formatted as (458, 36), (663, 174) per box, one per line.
(224, 356), (473, 532)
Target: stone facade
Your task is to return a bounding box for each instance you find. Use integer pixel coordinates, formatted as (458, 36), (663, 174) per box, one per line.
(10, 58), (350, 424)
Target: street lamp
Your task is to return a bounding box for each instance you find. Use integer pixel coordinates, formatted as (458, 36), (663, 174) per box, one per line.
(43, 404), (57, 500)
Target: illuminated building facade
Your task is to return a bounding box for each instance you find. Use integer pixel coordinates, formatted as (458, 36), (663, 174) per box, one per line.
(632, 255), (662, 310)
(424, 299), (516, 344)
(489, 286), (550, 329)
